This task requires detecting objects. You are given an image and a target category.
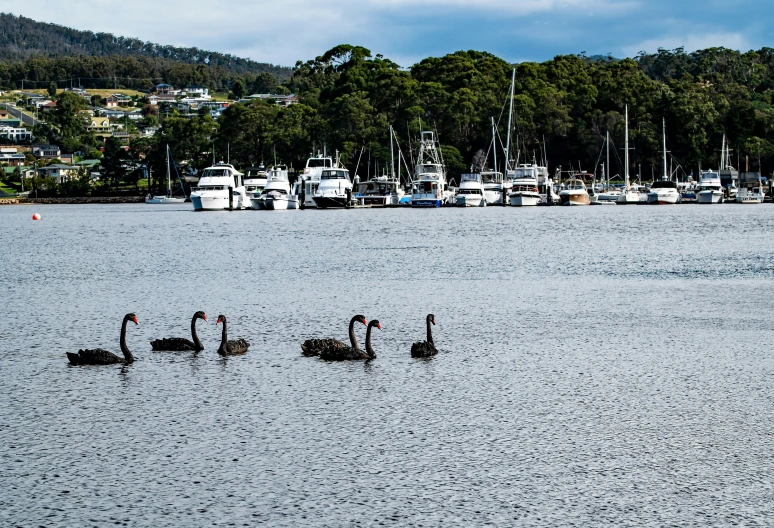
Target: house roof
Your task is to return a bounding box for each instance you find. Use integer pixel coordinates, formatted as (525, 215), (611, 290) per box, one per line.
(42, 164), (77, 170)
(156, 83), (173, 88)
(76, 159), (101, 167)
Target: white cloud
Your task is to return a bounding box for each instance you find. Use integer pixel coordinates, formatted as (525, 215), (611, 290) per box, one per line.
(622, 31), (751, 57)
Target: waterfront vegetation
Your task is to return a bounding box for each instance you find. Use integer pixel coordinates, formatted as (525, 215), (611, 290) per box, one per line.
(4, 32), (774, 196)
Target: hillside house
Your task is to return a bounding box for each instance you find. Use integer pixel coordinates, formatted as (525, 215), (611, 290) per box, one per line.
(0, 125), (32, 142)
(105, 94), (132, 107)
(32, 144), (61, 158)
(185, 85), (209, 97)
(0, 147), (26, 165)
(37, 164), (79, 184)
(245, 93), (299, 107)
(87, 117), (112, 136)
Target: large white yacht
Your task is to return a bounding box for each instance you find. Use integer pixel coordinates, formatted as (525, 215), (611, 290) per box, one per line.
(509, 165), (541, 206)
(559, 177), (591, 205)
(456, 173), (487, 207)
(244, 166), (268, 209)
(697, 171), (724, 203)
(256, 166), (298, 210)
(411, 131), (453, 207)
(294, 154), (334, 209)
(312, 167), (353, 208)
(190, 163), (248, 211)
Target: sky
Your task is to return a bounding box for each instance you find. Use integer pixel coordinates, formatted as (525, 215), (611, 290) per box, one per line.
(7, 0), (773, 67)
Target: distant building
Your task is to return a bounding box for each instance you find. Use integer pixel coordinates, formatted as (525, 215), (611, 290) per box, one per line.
(106, 94), (132, 108)
(155, 83), (174, 94)
(0, 109), (22, 127)
(0, 147), (26, 165)
(185, 85), (209, 97)
(245, 93), (299, 107)
(145, 94), (160, 105)
(32, 144), (61, 159)
(0, 125), (32, 142)
(39, 101), (57, 112)
(140, 126), (160, 137)
(37, 164), (79, 184)
(87, 117), (112, 136)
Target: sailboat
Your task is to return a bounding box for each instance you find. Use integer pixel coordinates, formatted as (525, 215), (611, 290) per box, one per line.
(616, 105), (640, 205)
(146, 145), (186, 204)
(646, 119), (681, 204)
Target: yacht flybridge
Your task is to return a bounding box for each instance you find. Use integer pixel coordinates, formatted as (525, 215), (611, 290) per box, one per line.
(411, 131), (453, 207)
(190, 163), (248, 211)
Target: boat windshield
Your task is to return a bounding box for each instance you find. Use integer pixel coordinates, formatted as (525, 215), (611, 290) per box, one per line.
(321, 170), (349, 180)
(699, 186), (719, 191)
(568, 180), (585, 190)
(417, 182), (437, 192)
(421, 164), (440, 174)
(461, 174), (481, 182)
(512, 169), (537, 179)
(481, 172), (502, 182)
(202, 169), (230, 178)
(195, 185), (227, 190)
(307, 158), (332, 168)
(651, 181), (677, 189)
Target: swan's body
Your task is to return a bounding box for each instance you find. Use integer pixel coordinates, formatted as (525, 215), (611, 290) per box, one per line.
(67, 313), (138, 365)
(301, 315), (366, 357)
(151, 311), (207, 351)
(321, 320), (380, 361)
(216, 315), (249, 356)
(411, 314), (437, 358)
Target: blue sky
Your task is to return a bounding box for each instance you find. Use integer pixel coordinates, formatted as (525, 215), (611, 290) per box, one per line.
(9, 0), (773, 67)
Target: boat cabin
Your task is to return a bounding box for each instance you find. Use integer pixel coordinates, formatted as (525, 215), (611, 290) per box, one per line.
(650, 180), (678, 189)
(321, 169), (350, 181)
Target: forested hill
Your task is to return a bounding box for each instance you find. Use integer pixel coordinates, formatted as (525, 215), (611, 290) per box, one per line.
(0, 13), (292, 80)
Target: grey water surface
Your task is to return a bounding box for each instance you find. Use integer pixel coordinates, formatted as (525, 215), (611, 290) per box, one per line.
(2, 203), (774, 526)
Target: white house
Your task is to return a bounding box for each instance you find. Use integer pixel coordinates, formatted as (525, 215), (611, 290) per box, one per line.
(0, 125), (32, 142)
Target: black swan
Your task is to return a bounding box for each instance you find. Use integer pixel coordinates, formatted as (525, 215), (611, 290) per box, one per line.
(411, 314), (437, 358)
(150, 311), (207, 351)
(216, 314), (250, 356)
(301, 314), (367, 357)
(67, 313), (138, 365)
(320, 319), (381, 361)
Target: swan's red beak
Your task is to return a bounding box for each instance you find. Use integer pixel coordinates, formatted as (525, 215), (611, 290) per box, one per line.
(216, 316), (222, 325)
(202, 314), (207, 322)
(377, 323), (382, 330)
(132, 316), (139, 325)
(362, 319), (368, 325)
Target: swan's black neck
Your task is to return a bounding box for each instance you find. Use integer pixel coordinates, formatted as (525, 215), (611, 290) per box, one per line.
(348, 316), (360, 350)
(191, 315), (203, 350)
(218, 317), (228, 353)
(365, 322), (377, 359)
(120, 316), (134, 363)
(426, 316), (434, 346)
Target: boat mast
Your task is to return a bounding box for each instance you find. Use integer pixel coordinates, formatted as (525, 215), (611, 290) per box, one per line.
(166, 144), (171, 197)
(662, 118), (668, 181)
(390, 125), (395, 180)
(504, 68), (515, 176)
(624, 105), (630, 190)
(606, 130), (610, 190)
(491, 117), (498, 174)
(720, 134), (726, 170)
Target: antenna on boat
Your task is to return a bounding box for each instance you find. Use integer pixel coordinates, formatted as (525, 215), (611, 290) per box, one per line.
(662, 118), (668, 181)
(491, 117), (498, 175)
(227, 142), (230, 165)
(390, 125), (395, 180)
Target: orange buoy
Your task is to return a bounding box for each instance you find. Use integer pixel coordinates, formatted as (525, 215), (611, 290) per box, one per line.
(32, 213), (41, 220)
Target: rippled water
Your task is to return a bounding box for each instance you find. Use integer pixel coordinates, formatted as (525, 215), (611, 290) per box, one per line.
(2, 203), (774, 526)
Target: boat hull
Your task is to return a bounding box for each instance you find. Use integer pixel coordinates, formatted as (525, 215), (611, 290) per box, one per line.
(509, 193), (540, 207)
(312, 195), (349, 209)
(697, 191), (723, 204)
(191, 195), (230, 211)
(559, 193), (590, 206)
(646, 192), (680, 205)
(411, 198), (443, 207)
(456, 195), (486, 207)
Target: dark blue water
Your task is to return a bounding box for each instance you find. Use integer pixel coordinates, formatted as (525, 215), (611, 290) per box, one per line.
(2, 203), (774, 526)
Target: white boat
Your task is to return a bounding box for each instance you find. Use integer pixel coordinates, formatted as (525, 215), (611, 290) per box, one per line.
(190, 163), (249, 211)
(355, 175), (404, 206)
(736, 176), (765, 203)
(312, 166), (353, 208)
(696, 171), (724, 204)
(509, 165), (540, 206)
(244, 166), (268, 209)
(616, 105), (640, 205)
(411, 131), (453, 207)
(258, 167), (298, 210)
(481, 171), (506, 205)
(647, 120), (681, 205)
(146, 144), (186, 204)
(456, 173), (487, 207)
(647, 181), (681, 204)
(559, 178), (591, 206)
(294, 154), (334, 209)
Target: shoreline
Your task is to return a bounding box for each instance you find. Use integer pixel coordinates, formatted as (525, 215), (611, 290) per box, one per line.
(0, 196), (146, 205)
